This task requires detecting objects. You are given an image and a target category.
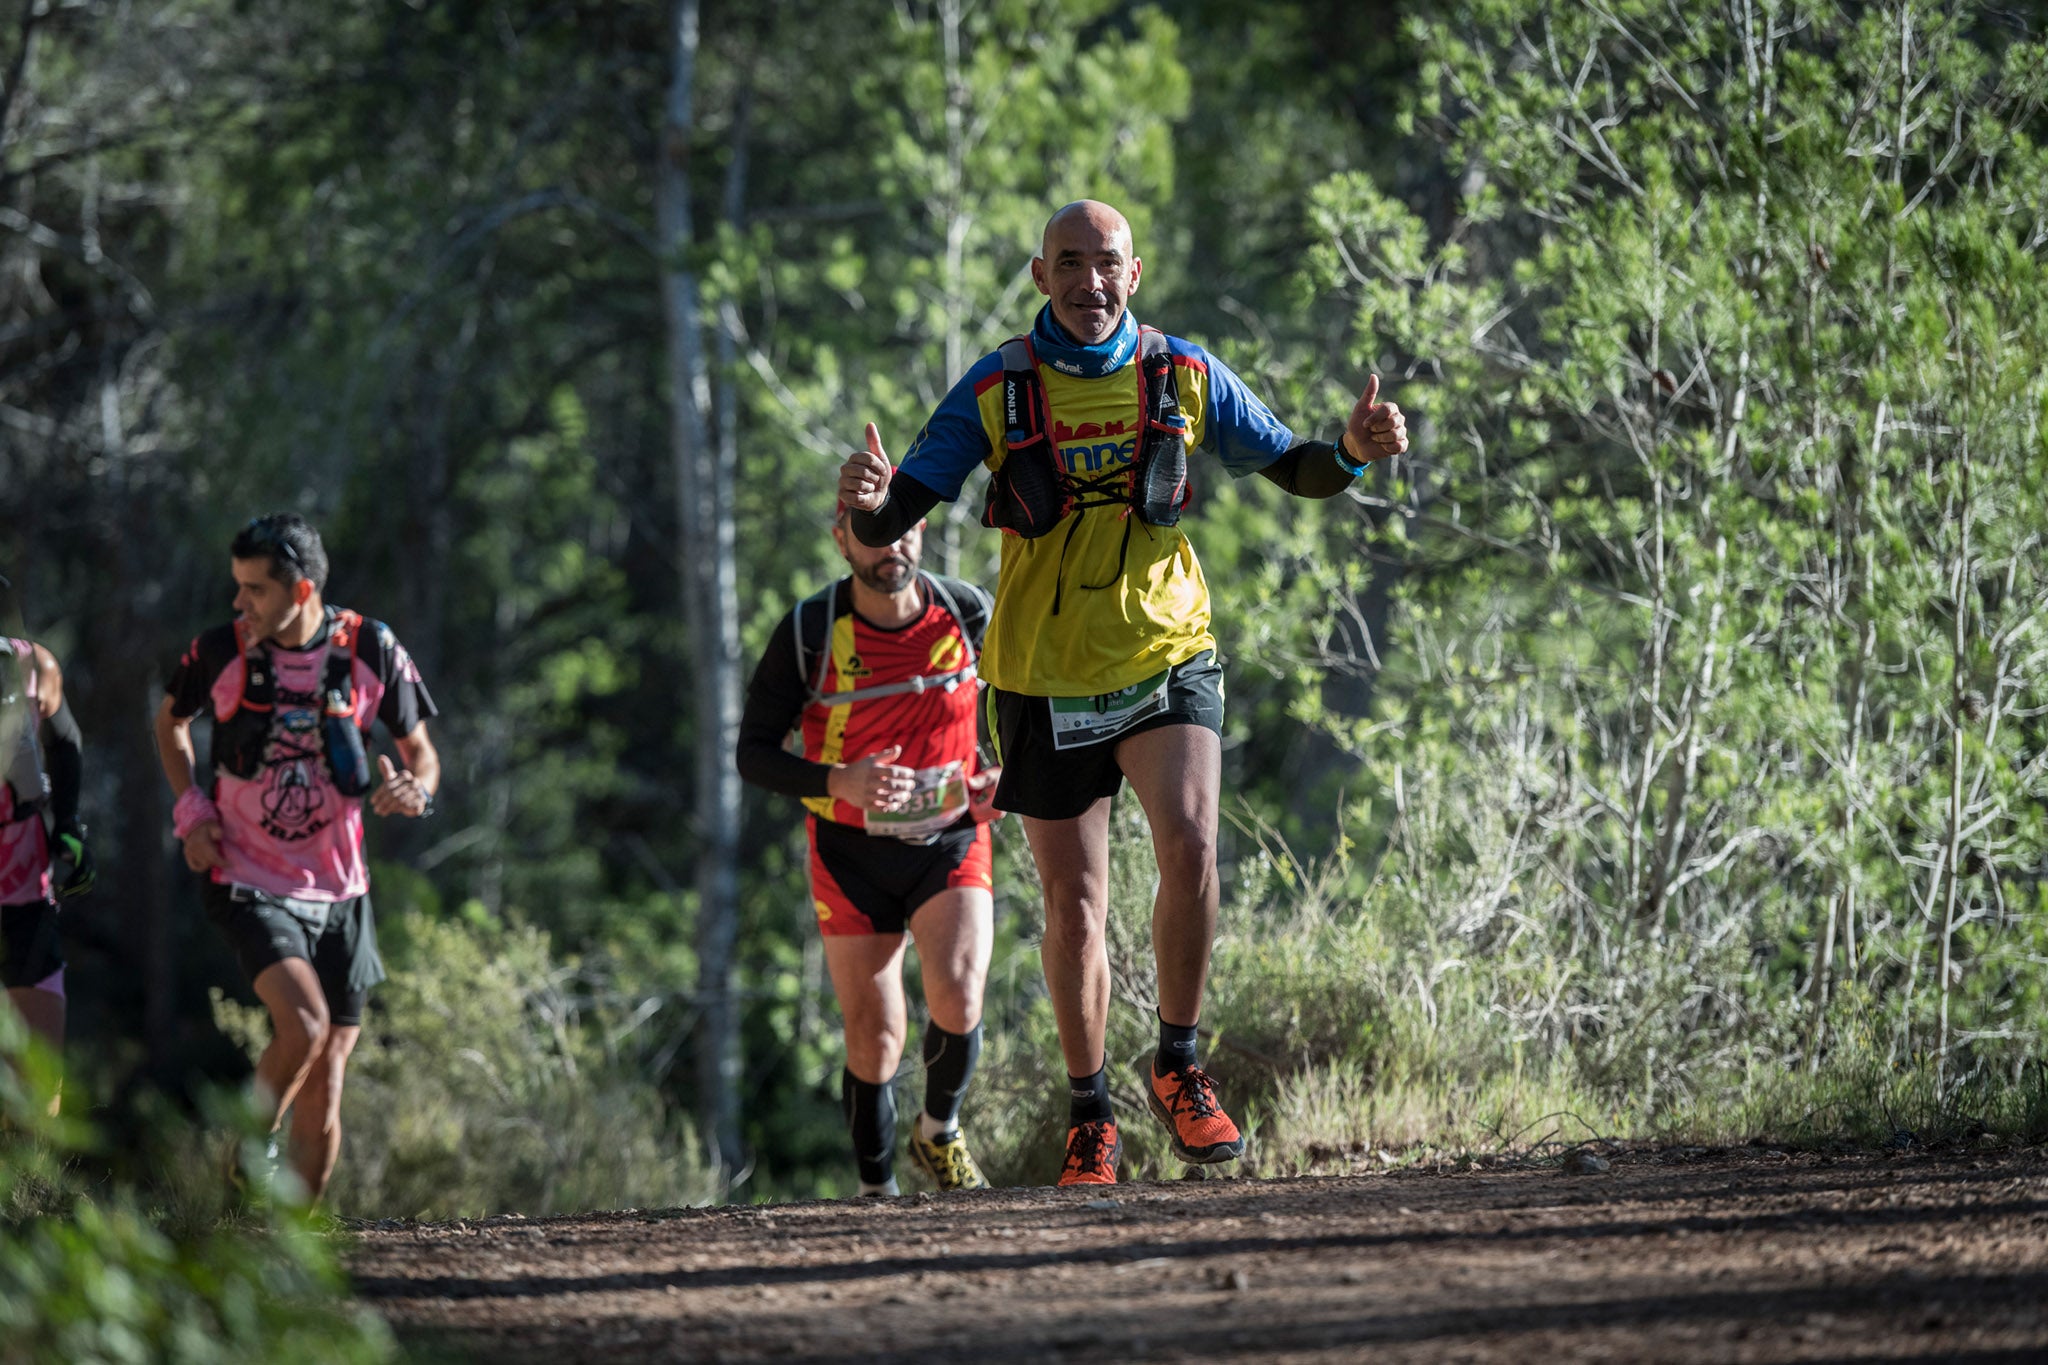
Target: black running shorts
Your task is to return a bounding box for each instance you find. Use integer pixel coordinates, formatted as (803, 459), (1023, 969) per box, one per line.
(0, 898), (63, 990)
(807, 815), (993, 937)
(987, 650), (1225, 821)
(202, 880), (386, 1027)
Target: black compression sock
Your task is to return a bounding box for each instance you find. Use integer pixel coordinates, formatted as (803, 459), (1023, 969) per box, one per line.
(1156, 1015), (1199, 1075)
(921, 1021), (982, 1132)
(840, 1068), (897, 1187)
(1067, 1065), (1113, 1126)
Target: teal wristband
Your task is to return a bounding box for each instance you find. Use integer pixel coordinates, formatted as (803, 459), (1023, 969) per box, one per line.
(1333, 431), (1370, 477)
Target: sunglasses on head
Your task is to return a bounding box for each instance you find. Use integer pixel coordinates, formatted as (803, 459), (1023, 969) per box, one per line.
(243, 517), (302, 565)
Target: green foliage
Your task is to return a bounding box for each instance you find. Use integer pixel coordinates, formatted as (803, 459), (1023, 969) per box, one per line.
(1277, 0), (2048, 1123)
(214, 910), (714, 1220)
(12, 0), (2048, 1217)
(0, 1017), (392, 1365)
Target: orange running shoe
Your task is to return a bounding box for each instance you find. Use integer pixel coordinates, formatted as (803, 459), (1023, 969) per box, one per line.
(1057, 1119), (1122, 1187)
(1147, 1064), (1244, 1163)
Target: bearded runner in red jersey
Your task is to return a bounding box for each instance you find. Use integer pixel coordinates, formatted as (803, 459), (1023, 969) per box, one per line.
(737, 509), (999, 1196)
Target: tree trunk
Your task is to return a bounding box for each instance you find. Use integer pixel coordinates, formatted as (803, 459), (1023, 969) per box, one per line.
(658, 0), (743, 1178)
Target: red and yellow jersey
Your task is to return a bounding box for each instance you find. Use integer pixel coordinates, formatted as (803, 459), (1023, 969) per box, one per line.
(738, 574), (993, 838)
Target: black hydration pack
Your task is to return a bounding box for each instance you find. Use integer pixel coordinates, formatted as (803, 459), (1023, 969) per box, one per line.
(980, 326), (1191, 539)
(213, 608), (376, 797)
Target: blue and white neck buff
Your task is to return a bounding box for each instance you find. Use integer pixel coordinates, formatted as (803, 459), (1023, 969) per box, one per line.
(1030, 304), (1139, 379)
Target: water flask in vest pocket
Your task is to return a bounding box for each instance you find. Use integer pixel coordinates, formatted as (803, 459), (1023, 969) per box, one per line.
(984, 447), (1070, 537)
(322, 690), (374, 796)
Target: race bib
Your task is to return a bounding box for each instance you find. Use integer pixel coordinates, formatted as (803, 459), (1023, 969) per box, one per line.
(234, 883), (333, 933)
(865, 762), (970, 843)
(1049, 670), (1170, 751)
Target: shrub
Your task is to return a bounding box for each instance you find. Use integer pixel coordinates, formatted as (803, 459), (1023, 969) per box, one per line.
(0, 1016), (392, 1365)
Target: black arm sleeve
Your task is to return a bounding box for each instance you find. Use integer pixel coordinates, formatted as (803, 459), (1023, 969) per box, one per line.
(735, 613), (834, 800)
(1256, 441), (1362, 499)
(41, 699), (82, 833)
(848, 471), (945, 547)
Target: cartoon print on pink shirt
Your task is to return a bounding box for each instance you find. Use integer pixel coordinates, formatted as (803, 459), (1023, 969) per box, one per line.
(165, 611), (436, 902)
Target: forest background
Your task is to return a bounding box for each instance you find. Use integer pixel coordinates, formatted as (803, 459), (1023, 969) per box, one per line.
(2, 0), (2046, 1224)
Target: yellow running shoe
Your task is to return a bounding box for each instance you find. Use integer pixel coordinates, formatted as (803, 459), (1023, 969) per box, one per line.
(908, 1126), (990, 1192)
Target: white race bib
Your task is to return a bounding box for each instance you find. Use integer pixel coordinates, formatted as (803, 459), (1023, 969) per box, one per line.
(1049, 670), (1170, 751)
(864, 762), (970, 843)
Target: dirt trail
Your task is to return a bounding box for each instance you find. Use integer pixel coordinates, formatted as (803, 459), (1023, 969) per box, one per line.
(350, 1147), (2048, 1363)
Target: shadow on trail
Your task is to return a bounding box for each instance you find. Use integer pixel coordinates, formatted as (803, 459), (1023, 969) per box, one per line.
(351, 1195), (2048, 1303)
(427, 1273), (2048, 1364)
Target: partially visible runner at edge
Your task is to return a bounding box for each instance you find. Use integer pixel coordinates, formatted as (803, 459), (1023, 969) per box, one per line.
(735, 506), (1001, 1196)
(153, 514), (442, 1204)
(839, 200), (1409, 1186)
(1, 629), (95, 1112)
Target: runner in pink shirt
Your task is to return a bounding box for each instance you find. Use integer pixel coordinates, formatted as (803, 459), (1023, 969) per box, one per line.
(2, 629), (92, 1102)
(154, 514), (441, 1203)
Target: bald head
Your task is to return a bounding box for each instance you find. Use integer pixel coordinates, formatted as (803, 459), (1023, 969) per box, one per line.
(1038, 200), (1134, 261)
(1032, 200), (1142, 345)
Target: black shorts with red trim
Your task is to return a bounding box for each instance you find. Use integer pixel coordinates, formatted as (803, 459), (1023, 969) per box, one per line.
(806, 815), (992, 937)
(987, 650), (1224, 821)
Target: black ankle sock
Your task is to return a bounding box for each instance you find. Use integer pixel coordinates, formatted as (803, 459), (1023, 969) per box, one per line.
(1156, 1016), (1199, 1075)
(840, 1068), (897, 1187)
(922, 1021), (982, 1132)
(1067, 1065), (1112, 1126)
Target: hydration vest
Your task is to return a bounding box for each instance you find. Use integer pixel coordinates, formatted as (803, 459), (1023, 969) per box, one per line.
(1, 641), (46, 824)
(980, 326), (1191, 539)
(213, 608), (376, 797)
(789, 573), (980, 713)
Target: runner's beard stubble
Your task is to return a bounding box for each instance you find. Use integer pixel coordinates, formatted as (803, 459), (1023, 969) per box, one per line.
(853, 555), (914, 593)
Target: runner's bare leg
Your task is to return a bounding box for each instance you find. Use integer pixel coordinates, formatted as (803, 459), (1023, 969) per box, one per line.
(823, 933), (912, 1084)
(251, 958), (331, 1128)
(6, 985), (65, 1115)
(1117, 724), (1222, 1029)
(6, 984), (63, 1049)
(907, 886), (993, 1036)
(1022, 798), (1114, 1077)
(286, 1022), (360, 1201)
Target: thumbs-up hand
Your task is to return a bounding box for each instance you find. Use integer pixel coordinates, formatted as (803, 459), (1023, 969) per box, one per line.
(1343, 373), (1408, 462)
(828, 743), (919, 813)
(838, 423), (894, 515)
(371, 752), (432, 817)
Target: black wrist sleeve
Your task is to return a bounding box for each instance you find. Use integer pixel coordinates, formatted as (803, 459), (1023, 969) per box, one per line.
(1256, 441), (1360, 499)
(849, 472), (943, 547)
(41, 698), (83, 833)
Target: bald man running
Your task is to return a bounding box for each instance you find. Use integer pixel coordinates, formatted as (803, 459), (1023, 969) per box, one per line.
(840, 200), (1408, 1185)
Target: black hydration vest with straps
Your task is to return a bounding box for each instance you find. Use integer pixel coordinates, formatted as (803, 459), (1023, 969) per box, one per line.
(980, 326), (1191, 539)
(980, 327), (1191, 614)
(789, 573), (982, 713)
(213, 608), (376, 797)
